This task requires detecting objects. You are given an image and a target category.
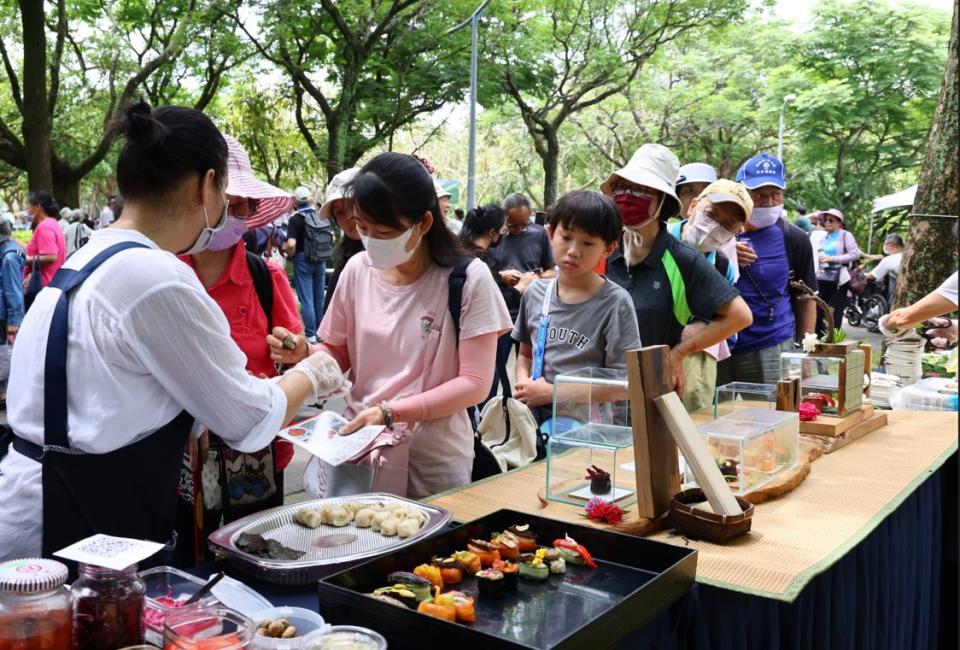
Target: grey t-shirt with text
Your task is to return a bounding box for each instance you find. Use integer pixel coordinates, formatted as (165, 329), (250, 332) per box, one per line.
(512, 277), (641, 383)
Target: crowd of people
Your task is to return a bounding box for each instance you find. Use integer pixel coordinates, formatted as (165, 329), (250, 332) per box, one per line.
(0, 99), (952, 568)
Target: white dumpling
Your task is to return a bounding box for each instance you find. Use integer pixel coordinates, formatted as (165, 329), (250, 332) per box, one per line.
(344, 501), (366, 515)
(329, 506), (353, 527)
(293, 508), (323, 529)
(354, 507), (376, 528)
(379, 516), (400, 537)
(319, 504), (336, 525)
(371, 510), (392, 532)
(397, 518), (420, 539)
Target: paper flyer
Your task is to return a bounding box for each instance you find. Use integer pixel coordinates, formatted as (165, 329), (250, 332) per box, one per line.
(54, 534), (164, 571)
(277, 411), (384, 466)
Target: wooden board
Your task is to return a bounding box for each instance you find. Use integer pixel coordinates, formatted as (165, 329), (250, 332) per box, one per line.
(627, 346), (680, 519)
(802, 410), (888, 454)
(799, 404), (874, 436)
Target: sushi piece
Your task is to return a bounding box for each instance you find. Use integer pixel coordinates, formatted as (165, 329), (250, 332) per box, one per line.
(553, 535), (597, 569)
(386, 572), (432, 602)
(519, 548), (549, 581)
(413, 563), (443, 589)
(452, 550), (481, 575)
(372, 586), (418, 609)
(507, 524), (538, 552)
(549, 558), (566, 574)
(432, 557), (462, 585)
(475, 569), (505, 597)
(492, 560), (519, 590)
(368, 593), (407, 608)
(445, 591), (476, 624)
(417, 597), (456, 622)
(466, 539), (501, 567)
(494, 531), (520, 561)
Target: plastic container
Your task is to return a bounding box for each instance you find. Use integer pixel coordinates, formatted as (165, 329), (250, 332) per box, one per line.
(545, 368), (636, 507)
(713, 382), (777, 418)
(691, 408), (799, 495)
(164, 607), (254, 649)
(0, 558), (72, 650)
(251, 606), (326, 648)
(302, 626), (386, 650)
(72, 562), (146, 649)
(140, 566), (220, 647)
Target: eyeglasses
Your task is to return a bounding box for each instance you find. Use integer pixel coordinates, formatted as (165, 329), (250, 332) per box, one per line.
(822, 217), (840, 224)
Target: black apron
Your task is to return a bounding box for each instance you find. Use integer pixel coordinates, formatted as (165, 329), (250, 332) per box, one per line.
(10, 242), (194, 558)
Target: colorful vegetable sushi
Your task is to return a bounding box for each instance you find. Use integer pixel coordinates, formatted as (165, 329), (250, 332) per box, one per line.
(519, 548), (549, 581)
(475, 568), (505, 597)
(432, 556), (463, 585)
(386, 571), (432, 601)
(493, 559), (519, 589)
(553, 535), (597, 569)
(493, 531), (520, 560)
(452, 550), (482, 575)
(372, 585), (418, 609)
(413, 563), (443, 589)
(466, 539), (501, 567)
(445, 591), (477, 623)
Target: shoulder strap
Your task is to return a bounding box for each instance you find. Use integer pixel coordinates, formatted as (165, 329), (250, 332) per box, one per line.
(447, 258), (471, 338)
(246, 251), (274, 332)
(661, 248), (693, 326)
(779, 218), (797, 281)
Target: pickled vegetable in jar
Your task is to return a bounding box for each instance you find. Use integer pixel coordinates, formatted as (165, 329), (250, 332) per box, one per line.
(0, 558), (72, 650)
(71, 562), (145, 649)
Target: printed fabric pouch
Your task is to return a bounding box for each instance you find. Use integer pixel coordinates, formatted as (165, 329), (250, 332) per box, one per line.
(303, 423), (412, 498)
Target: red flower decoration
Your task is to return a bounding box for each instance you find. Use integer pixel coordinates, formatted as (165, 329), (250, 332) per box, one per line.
(584, 498), (625, 525)
(799, 401), (821, 421)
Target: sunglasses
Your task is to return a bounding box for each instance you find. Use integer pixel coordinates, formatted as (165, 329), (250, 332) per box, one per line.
(823, 217), (841, 224)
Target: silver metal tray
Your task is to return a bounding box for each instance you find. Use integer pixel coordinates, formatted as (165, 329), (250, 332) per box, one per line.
(208, 493), (451, 586)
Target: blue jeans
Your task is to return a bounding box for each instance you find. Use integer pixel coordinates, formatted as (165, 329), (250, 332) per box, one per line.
(293, 253), (327, 338)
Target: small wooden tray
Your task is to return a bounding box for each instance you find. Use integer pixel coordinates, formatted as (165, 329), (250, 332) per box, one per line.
(799, 404), (874, 436)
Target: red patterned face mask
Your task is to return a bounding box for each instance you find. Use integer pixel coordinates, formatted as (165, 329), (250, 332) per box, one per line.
(613, 191), (657, 227)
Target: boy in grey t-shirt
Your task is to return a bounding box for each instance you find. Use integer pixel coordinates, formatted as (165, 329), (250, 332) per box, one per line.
(512, 191), (640, 421)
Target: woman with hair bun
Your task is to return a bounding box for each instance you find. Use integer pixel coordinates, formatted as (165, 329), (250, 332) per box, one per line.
(0, 100), (346, 562)
(269, 153), (512, 498)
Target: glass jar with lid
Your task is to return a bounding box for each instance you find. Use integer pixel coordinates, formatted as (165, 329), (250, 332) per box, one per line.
(72, 562), (146, 649)
(0, 557), (72, 650)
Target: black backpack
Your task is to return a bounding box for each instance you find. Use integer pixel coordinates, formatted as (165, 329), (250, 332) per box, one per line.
(300, 208), (334, 263)
(448, 259), (504, 481)
(245, 251), (273, 331)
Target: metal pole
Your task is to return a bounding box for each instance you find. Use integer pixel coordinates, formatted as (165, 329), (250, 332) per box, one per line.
(467, 14), (478, 210)
(777, 101), (787, 162)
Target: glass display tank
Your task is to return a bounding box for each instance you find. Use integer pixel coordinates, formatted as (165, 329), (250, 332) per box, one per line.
(780, 342), (865, 417)
(714, 382), (778, 418)
(545, 368), (636, 507)
(688, 408), (799, 495)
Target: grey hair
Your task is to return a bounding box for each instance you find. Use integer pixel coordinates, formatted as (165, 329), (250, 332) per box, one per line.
(884, 233), (904, 247)
(501, 193), (530, 212)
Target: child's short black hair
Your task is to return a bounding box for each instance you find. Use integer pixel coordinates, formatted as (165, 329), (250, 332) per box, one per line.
(547, 190), (622, 244)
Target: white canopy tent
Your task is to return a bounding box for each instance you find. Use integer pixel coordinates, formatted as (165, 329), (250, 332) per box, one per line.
(867, 185), (917, 253)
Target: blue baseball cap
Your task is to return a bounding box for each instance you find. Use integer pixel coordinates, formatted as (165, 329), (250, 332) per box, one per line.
(735, 152), (786, 190)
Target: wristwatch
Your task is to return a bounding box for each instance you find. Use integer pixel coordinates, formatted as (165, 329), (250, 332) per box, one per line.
(376, 402), (395, 429)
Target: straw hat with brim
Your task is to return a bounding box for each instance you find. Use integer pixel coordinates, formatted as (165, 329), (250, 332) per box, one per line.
(223, 134), (295, 229)
(697, 179), (754, 222)
(601, 143), (681, 220)
(319, 168), (360, 219)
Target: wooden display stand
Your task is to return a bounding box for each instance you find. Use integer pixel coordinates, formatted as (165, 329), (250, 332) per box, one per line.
(627, 345), (681, 519)
(807, 341), (865, 417)
(800, 404), (880, 436)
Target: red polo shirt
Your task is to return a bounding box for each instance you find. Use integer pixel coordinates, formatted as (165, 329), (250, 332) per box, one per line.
(182, 242), (303, 468)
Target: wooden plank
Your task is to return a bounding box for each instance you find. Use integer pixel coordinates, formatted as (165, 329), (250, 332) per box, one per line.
(655, 393), (742, 516)
(627, 345), (679, 519)
(861, 344), (873, 398)
(799, 404), (874, 436)
(776, 378), (800, 412)
(802, 410), (889, 454)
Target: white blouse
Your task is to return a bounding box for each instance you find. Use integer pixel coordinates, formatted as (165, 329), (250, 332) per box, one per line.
(0, 228), (288, 560)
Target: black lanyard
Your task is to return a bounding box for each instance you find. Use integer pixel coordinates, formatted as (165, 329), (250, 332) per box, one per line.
(742, 266), (785, 323)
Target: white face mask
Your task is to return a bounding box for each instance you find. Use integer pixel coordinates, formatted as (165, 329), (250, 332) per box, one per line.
(360, 223), (420, 269)
(180, 190), (228, 255)
(748, 204), (783, 229)
(684, 209), (736, 253)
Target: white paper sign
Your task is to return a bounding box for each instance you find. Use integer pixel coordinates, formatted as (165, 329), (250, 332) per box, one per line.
(54, 534), (164, 571)
(277, 411), (384, 466)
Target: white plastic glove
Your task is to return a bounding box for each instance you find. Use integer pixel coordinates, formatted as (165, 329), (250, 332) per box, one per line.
(285, 350), (349, 402)
(925, 318), (958, 348)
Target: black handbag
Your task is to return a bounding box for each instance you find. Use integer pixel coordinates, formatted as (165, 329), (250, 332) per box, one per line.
(24, 258), (42, 311)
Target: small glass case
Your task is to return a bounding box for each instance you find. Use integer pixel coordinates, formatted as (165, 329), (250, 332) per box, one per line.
(714, 382), (778, 418)
(545, 368), (636, 506)
(689, 408), (799, 495)
(780, 345), (865, 416)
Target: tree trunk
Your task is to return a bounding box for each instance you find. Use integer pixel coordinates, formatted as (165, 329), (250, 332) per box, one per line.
(52, 172), (80, 210)
(892, 2), (959, 309)
(541, 128), (560, 209)
(19, 0), (53, 193)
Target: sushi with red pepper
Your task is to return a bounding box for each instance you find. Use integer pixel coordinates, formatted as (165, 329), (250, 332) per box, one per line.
(553, 535), (597, 569)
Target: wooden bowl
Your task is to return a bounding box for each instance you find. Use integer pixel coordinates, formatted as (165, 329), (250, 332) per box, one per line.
(667, 488), (754, 543)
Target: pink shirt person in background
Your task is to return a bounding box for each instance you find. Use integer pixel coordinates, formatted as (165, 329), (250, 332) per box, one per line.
(24, 191), (67, 286)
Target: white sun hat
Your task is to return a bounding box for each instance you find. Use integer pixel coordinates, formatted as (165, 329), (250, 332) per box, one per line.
(434, 179), (452, 200)
(676, 162), (718, 187)
(601, 143), (681, 219)
(319, 168), (360, 219)
(223, 134), (295, 228)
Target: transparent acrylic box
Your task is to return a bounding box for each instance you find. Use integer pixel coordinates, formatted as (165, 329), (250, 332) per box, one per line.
(545, 368), (636, 507)
(714, 382), (778, 418)
(687, 408), (799, 495)
(780, 348), (864, 417)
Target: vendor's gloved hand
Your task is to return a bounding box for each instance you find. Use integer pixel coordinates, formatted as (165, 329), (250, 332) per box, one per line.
(286, 350), (349, 402)
(924, 318), (958, 348)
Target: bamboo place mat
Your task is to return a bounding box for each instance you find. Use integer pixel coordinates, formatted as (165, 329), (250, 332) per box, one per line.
(425, 411), (958, 602)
